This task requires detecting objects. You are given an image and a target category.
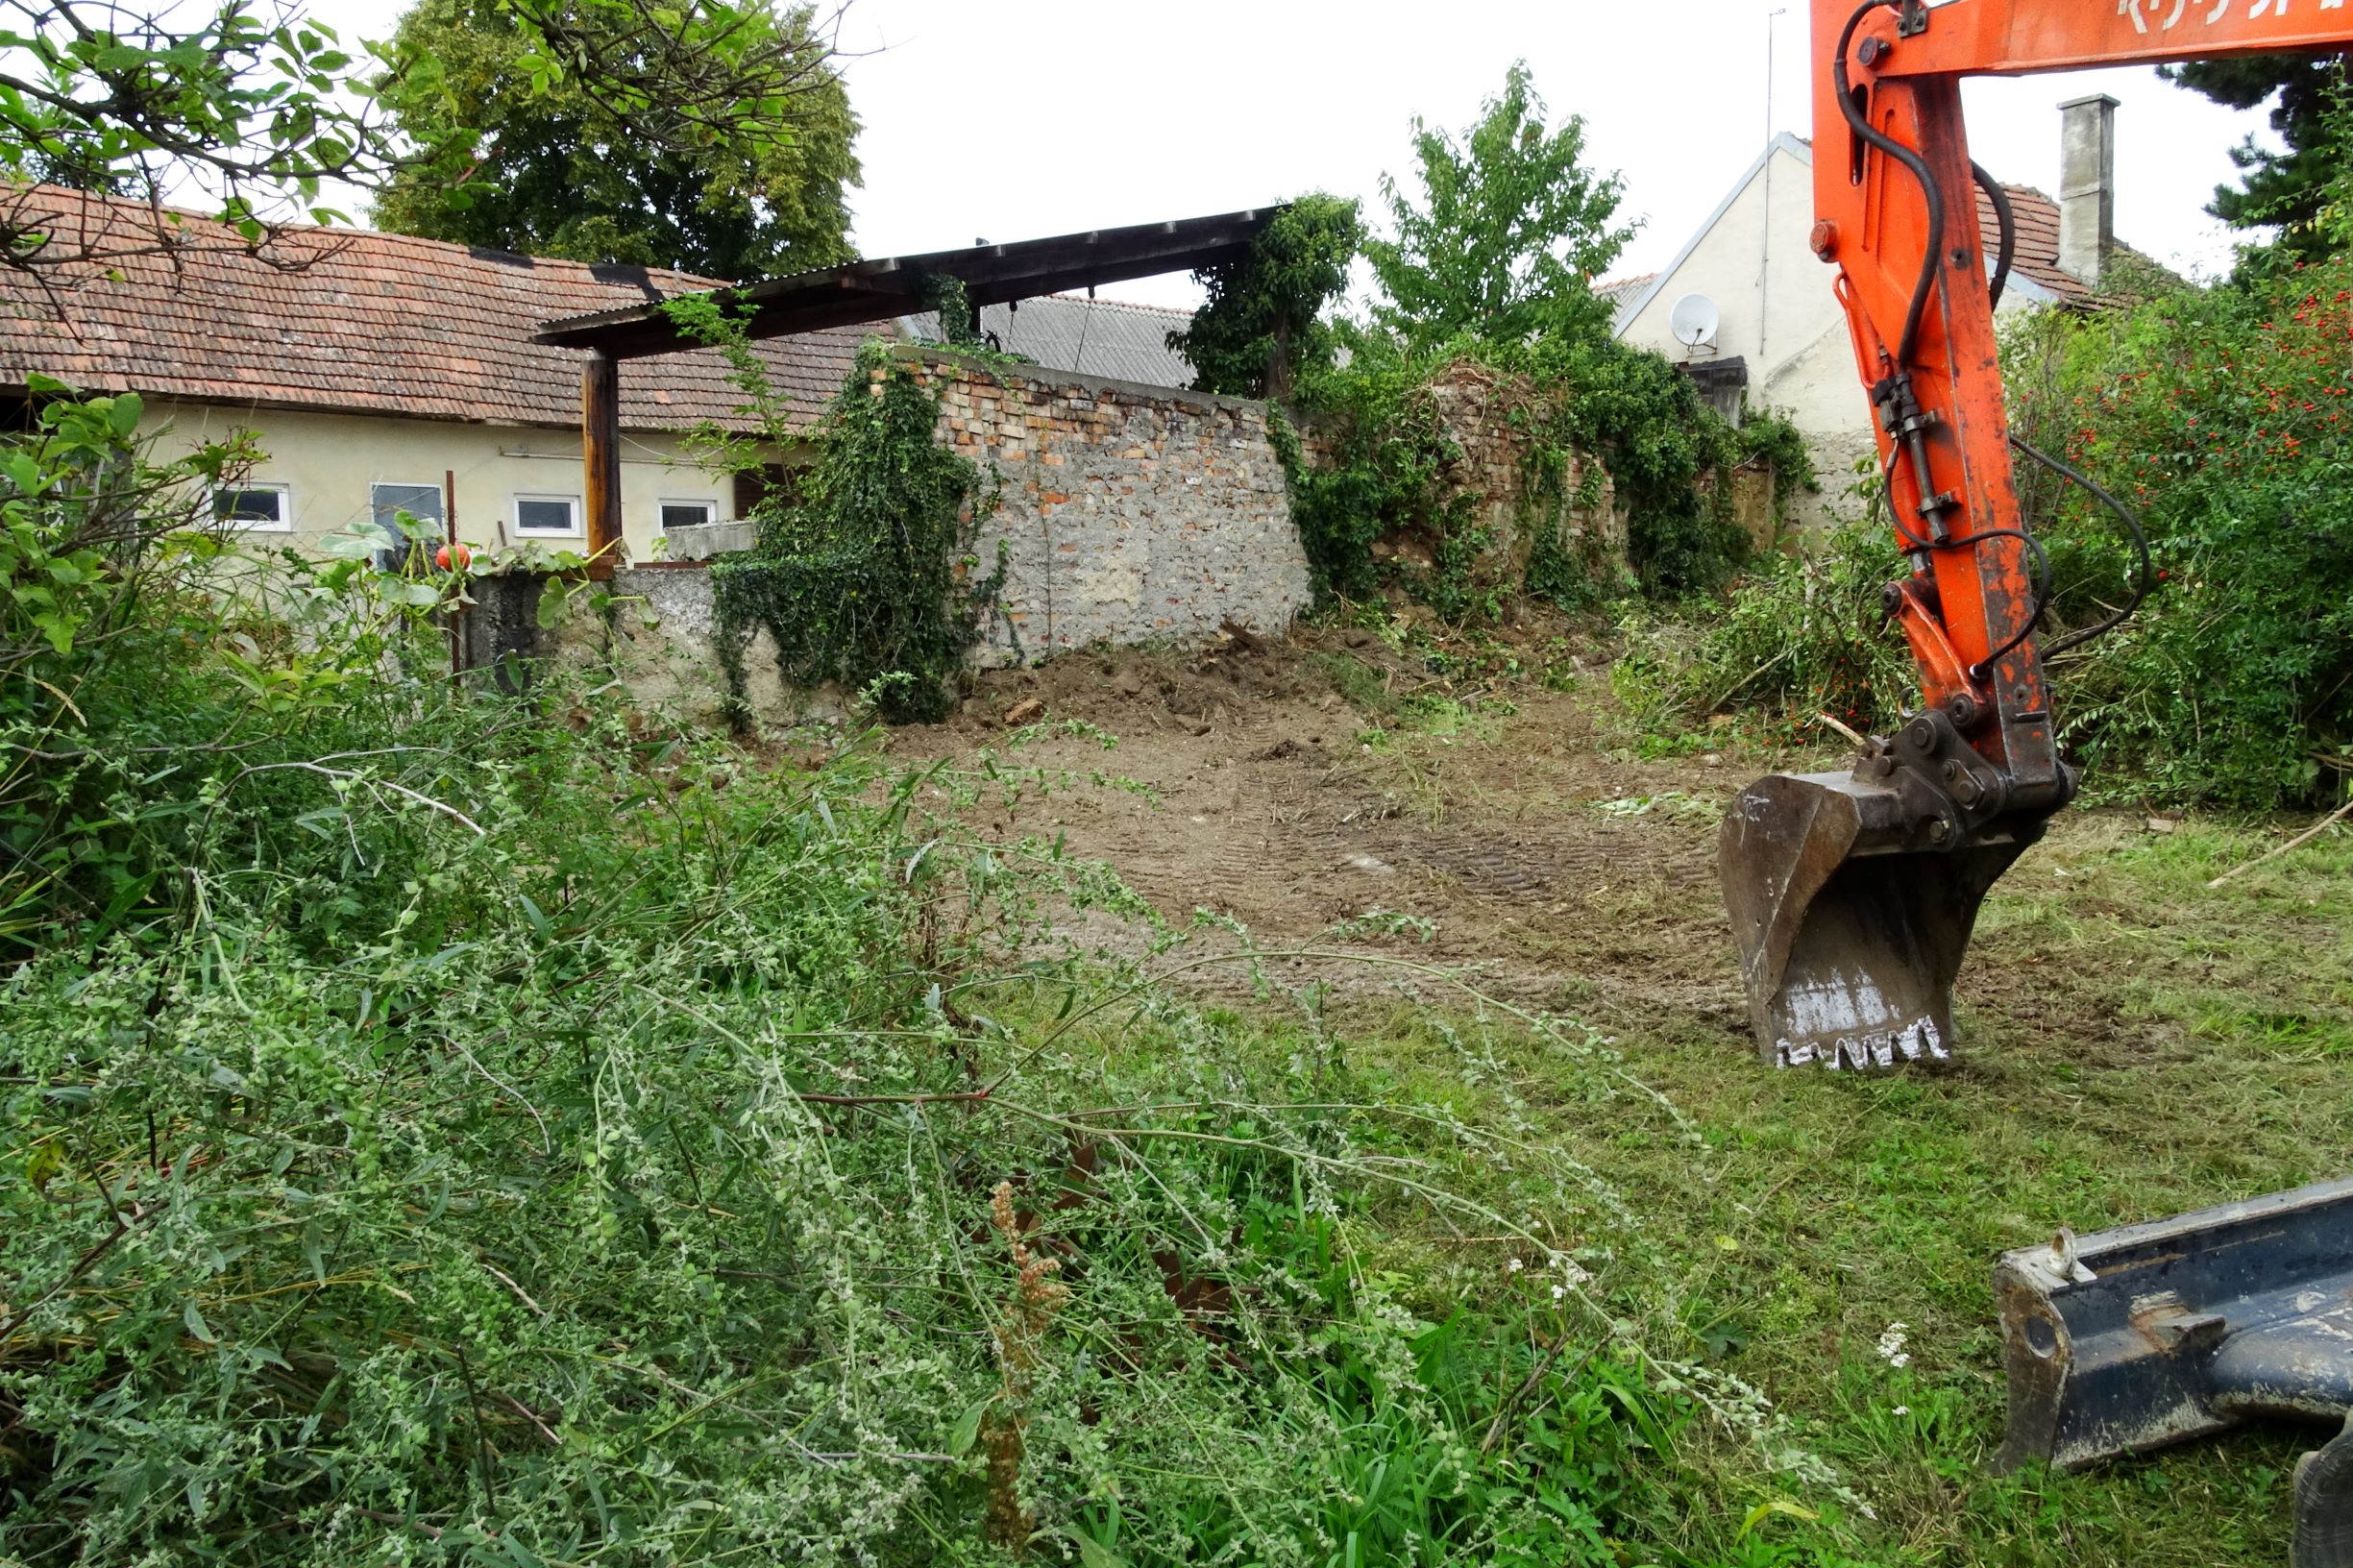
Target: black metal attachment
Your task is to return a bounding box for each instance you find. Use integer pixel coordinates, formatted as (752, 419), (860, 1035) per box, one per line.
(1995, 1178), (2353, 1568)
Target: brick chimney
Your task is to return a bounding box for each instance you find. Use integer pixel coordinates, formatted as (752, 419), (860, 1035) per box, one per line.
(2057, 93), (2119, 287)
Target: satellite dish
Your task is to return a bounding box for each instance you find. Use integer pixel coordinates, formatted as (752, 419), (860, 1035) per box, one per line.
(1669, 293), (1721, 349)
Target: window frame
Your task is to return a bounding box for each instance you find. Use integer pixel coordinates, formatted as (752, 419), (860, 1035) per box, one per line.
(658, 497), (720, 533)
(511, 492), (584, 539)
(213, 479), (294, 533)
(370, 479), (447, 531)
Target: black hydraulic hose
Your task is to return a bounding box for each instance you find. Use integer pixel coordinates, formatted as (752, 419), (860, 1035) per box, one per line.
(1834, 0), (1945, 367)
(1879, 430), (2055, 681)
(1973, 160), (2015, 310)
(2009, 434), (2154, 659)
(1947, 525), (2053, 679)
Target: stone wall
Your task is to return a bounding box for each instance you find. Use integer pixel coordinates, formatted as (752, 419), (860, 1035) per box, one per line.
(458, 354), (1318, 727)
(1301, 359), (1624, 595)
(898, 350), (1311, 665)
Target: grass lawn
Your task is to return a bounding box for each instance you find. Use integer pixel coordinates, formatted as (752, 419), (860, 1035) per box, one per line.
(1309, 811), (2353, 1566)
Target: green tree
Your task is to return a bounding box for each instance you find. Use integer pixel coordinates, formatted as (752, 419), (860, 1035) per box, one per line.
(1363, 61), (1633, 351)
(372, 0), (858, 279)
(1171, 193), (1363, 400)
(0, 0), (389, 274)
(2164, 52), (2352, 265)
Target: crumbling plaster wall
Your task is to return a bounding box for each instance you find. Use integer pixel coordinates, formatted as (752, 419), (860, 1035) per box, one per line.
(478, 353), (1317, 726)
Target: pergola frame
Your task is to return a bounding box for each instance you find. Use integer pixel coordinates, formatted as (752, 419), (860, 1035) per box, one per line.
(532, 208), (1279, 569)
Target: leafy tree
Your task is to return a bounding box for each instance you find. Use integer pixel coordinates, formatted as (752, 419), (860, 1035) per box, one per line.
(0, 0), (391, 274)
(372, 0), (858, 279)
(1363, 61), (1634, 351)
(1172, 193), (1362, 400)
(0, 0), (842, 282)
(2163, 52), (2352, 265)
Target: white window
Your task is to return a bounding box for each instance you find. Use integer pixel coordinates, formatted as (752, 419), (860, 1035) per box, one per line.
(214, 481), (292, 532)
(659, 498), (718, 532)
(513, 493), (582, 537)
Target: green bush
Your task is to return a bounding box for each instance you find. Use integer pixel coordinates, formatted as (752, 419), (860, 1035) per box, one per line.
(1282, 331), (1815, 615)
(1627, 257), (2353, 807)
(2003, 256), (2353, 805)
(1614, 515), (1914, 747)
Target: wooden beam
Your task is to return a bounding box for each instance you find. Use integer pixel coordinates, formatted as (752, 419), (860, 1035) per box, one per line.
(582, 351), (621, 578)
(530, 208), (1278, 360)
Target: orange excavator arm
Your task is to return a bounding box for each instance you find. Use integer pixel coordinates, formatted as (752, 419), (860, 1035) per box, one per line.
(1718, 1), (2353, 1071)
(1810, 0), (2353, 769)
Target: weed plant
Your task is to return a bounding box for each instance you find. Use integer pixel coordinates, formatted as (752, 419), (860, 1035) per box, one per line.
(1622, 253), (2353, 808)
(0, 392), (1876, 1564)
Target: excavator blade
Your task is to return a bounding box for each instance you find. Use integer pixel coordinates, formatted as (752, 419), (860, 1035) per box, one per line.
(1993, 1179), (2353, 1567)
(1719, 770), (2039, 1068)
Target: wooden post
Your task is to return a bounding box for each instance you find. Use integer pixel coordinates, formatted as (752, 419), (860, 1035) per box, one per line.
(582, 351), (621, 578)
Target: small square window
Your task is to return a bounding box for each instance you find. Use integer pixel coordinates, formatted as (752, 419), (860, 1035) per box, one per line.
(372, 482), (446, 570)
(660, 499), (718, 532)
(513, 494), (581, 536)
(214, 483), (291, 532)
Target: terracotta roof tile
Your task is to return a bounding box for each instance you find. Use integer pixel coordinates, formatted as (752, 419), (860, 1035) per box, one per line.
(0, 185), (877, 434)
(1973, 183), (2169, 306)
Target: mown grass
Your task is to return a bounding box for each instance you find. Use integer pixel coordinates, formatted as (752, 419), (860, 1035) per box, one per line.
(1271, 810), (2353, 1566)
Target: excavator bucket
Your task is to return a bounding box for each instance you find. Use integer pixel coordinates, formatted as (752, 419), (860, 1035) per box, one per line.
(1993, 1178), (2353, 1567)
(1719, 763), (2042, 1068)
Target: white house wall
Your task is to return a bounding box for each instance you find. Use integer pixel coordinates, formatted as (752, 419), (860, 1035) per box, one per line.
(1620, 140), (1835, 395)
(138, 401), (737, 564)
(1617, 136), (2042, 531)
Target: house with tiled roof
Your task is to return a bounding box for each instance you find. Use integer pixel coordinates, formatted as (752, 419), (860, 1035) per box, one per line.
(1611, 96), (2161, 529)
(1596, 272), (1657, 333)
(0, 185), (879, 563)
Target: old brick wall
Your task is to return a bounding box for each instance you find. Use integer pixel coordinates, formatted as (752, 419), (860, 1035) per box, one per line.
(1419, 364), (1622, 586)
(1298, 359), (1624, 593)
(899, 350), (1311, 666)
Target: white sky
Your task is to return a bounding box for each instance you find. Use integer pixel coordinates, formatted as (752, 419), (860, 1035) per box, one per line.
(828, 0), (2276, 308)
(305, 0), (2281, 305)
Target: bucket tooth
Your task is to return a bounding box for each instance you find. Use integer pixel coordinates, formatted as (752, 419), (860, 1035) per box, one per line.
(1720, 769), (2036, 1068)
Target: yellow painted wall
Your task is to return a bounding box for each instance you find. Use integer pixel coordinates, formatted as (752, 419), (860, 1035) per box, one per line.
(140, 401), (739, 563)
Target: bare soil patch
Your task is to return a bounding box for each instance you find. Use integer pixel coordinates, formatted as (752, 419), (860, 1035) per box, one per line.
(890, 625), (1796, 1039)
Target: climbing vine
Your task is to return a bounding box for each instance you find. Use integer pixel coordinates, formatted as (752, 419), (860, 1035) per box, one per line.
(1173, 193), (1363, 400)
(665, 297), (1004, 723)
(721, 345), (1002, 723)
(1280, 328), (1819, 614)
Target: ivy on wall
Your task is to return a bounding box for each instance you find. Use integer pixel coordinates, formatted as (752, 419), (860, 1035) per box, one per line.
(665, 296), (1005, 723)
(1279, 329), (1819, 615)
(1172, 193), (1363, 402)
